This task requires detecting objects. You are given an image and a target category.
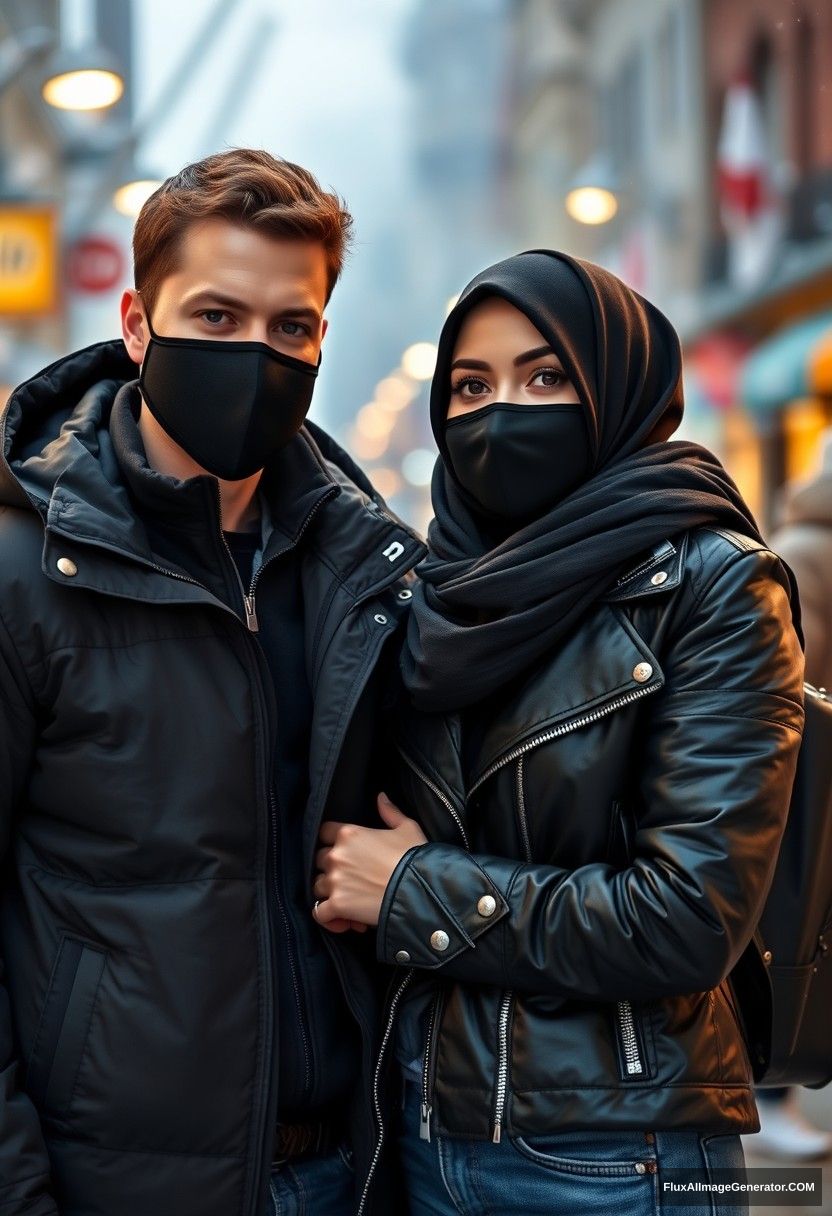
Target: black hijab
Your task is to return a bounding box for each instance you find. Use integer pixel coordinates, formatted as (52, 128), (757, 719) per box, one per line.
(402, 249), (766, 711)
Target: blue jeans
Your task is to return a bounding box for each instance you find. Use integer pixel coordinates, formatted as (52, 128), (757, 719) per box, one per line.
(266, 1143), (355, 1215)
(399, 1078), (748, 1215)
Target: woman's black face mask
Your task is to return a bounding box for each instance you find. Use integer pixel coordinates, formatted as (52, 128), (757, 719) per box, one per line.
(139, 313), (319, 481)
(444, 401), (592, 522)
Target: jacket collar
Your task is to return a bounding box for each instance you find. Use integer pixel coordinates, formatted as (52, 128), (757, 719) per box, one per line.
(467, 536), (686, 783)
(602, 531), (688, 602)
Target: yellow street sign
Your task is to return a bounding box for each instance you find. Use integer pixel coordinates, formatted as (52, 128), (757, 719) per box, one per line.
(0, 205), (59, 316)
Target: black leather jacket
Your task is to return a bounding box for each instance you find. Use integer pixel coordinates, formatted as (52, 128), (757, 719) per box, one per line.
(378, 527), (804, 1141)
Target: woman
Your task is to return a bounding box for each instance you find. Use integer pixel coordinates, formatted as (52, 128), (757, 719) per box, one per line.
(313, 251), (805, 1214)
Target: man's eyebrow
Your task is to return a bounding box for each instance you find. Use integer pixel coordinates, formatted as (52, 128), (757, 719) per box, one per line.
(181, 290), (251, 311)
(180, 293), (321, 323)
(513, 345), (557, 367)
(279, 306), (322, 322)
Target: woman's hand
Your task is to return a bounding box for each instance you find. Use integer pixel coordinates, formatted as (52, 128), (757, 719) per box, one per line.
(313, 793), (428, 931)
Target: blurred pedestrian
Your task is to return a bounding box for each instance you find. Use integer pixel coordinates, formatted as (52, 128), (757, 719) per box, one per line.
(314, 251), (806, 1214)
(751, 427), (832, 1162)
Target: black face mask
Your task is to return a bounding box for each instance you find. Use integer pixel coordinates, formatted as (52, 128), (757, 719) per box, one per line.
(444, 402), (592, 522)
(138, 316), (320, 480)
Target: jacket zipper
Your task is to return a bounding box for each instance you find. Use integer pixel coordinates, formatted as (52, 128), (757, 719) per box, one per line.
(219, 482), (339, 632)
(419, 988), (445, 1141)
(269, 787), (313, 1095)
(468, 679), (663, 799)
(356, 971), (414, 1216)
(616, 999), (645, 1077)
(515, 756), (532, 862)
(397, 747), (469, 848)
(491, 991), (514, 1143)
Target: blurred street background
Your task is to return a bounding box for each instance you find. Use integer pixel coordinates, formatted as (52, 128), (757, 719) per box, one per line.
(1, 2), (832, 1204)
(2, 1), (832, 538)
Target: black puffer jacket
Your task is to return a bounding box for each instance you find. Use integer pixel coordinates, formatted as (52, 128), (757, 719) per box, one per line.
(378, 528), (804, 1142)
(0, 341), (425, 1216)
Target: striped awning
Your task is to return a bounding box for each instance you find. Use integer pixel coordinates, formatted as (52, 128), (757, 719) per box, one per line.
(740, 311), (832, 413)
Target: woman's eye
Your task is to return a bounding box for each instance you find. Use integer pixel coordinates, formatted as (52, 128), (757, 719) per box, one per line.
(454, 377), (490, 399)
(531, 368), (566, 388)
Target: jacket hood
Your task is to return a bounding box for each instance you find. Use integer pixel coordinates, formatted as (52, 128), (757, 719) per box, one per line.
(0, 339), (136, 515)
(780, 430), (832, 527)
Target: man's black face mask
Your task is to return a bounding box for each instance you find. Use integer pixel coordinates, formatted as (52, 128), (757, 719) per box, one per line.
(138, 313), (320, 481)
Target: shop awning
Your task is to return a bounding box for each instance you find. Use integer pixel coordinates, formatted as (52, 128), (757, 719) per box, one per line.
(740, 311), (832, 413)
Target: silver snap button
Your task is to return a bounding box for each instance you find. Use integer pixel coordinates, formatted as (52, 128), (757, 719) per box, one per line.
(650, 571), (668, 585)
(56, 557), (78, 577)
(477, 895), (497, 918)
(632, 662), (653, 683)
(430, 930), (450, 952)
(634, 1162), (647, 1175)
(395, 949), (411, 964)
(373, 613), (388, 625)
(398, 589), (413, 601)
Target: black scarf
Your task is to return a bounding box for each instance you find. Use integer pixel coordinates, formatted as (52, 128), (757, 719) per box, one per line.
(402, 250), (766, 711)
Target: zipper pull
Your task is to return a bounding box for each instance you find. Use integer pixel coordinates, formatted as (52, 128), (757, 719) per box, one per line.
(243, 595), (259, 632)
(419, 1101), (432, 1142)
(491, 1117), (503, 1144)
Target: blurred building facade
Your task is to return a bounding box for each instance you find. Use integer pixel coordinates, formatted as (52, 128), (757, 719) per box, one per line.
(501, 0), (832, 534)
(0, 0), (136, 401)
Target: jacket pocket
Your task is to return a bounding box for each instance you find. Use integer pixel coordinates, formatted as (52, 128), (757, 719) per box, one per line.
(26, 935), (107, 1115)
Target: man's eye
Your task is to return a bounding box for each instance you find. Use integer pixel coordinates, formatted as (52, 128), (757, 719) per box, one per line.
(201, 310), (229, 325)
(279, 321), (308, 337)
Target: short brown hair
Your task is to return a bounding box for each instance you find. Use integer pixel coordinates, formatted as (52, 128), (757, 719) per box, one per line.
(133, 149), (353, 312)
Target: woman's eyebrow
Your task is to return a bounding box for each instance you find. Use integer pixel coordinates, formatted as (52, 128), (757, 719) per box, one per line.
(450, 357), (491, 372)
(514, 345), (557, 367)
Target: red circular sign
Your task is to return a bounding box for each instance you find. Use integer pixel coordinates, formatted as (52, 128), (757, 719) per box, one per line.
(67, 236), (125, 294)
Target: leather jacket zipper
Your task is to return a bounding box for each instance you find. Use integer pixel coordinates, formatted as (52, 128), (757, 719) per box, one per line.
(515, 756), (532, 862)
(357, 971), (414, 1216)
(419, 988), (445, 1141)
(397, 747), (469, 848)
(491, 991), (514, 1143)
(616, 999), (645, 1078)
(468, 679), (663, 799)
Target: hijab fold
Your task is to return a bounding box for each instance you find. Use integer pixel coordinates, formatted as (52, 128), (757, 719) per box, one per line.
(402, 251), (766, 711)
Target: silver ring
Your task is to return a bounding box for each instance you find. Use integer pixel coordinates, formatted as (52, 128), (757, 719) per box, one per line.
(313, 900), (320, 918)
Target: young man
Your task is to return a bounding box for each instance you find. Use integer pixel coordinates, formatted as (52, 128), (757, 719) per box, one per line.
(0, 150), (424, 1216)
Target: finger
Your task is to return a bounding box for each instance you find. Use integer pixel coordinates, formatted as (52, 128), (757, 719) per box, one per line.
(321, 918), (352, 934)
(377, 791), (407, 829)
(312, 875), (331, 900)
(315, 846), (333, 873)
(318, 821), (345, 845)
(313, 897), (339, 924)
(350, 921), (369, 933)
